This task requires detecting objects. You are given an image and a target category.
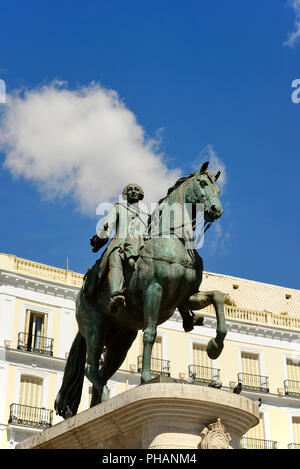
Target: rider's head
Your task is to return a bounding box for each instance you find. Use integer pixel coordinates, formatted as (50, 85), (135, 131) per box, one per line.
(122, 183), (144, 203)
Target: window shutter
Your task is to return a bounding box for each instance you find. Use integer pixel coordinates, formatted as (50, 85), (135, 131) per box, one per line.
(292, 417), (300, 444)
(287, 359), (300, 382)
(241, 352), (260, 376)
(246, 413), (265, 440)
(19, 375), (43, 408)
(193, 343), (210, 368)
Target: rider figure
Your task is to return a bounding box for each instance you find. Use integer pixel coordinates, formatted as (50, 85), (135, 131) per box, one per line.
(90, 183), (201, 331)
(90, 183), (149, 313)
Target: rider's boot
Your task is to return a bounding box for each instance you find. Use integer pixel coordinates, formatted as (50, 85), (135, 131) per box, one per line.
(109, 288), (126, 314)
(107, 251), (126, 314)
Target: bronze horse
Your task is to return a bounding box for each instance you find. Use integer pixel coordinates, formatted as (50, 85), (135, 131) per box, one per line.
(54, 162), (227, 418)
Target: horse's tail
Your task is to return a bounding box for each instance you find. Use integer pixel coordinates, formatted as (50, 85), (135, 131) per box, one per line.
(54, 331), (86, 418)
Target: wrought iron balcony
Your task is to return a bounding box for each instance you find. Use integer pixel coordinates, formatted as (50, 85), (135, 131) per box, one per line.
(9, 403), (53, 429)
(17, 332), (54, 356)
(284, 379), (300, 397)
(188, 364), (220, 385)
(137, 355), (170, 377)
(240, 437), (277, 449)
(288, 443), (300, 449)
(238, 372), (269, 393)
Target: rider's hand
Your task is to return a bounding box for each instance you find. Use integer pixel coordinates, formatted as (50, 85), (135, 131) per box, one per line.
(90, 234), (108, 252)
(90, 235), (98, 247)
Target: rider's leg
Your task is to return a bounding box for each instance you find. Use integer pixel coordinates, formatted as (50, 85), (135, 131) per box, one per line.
(107, 249), (125, 296)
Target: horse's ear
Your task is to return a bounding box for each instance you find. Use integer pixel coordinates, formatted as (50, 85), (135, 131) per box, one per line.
(214, 171), (221, 181)
(199, 161), (209, 174)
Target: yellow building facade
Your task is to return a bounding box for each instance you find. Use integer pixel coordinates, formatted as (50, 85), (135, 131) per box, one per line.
(0, 253), (299, 449)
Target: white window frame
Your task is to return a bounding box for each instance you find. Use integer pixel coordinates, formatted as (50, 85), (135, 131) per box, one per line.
(13, 367), (49, 409)
(288, 410), (300, 446)
(19, 302), (54, 340)
(238, 346), (266, 377)
(282, 352), (300, 382)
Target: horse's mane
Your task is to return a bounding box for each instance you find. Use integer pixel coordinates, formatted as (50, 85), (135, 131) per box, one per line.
(158, 172), (197, 205)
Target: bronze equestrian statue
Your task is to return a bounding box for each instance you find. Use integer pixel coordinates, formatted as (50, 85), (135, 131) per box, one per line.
(55, 162), (227, 418)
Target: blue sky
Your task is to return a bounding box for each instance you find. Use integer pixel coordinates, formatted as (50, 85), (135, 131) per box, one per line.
(0, 0), (299, 289)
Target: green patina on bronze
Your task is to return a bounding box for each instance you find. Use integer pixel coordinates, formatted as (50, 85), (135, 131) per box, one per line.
(54, 162), (227, 419)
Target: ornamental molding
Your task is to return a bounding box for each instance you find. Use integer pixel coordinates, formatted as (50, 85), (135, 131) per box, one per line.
(0, 269), (79, 301)
(200, 418), (232, 449)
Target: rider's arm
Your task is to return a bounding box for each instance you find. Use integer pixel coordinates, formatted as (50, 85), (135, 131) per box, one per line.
(90, 205), (118, 252)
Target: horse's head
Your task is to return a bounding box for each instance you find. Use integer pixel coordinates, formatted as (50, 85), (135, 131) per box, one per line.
(193, 161), (223, 223)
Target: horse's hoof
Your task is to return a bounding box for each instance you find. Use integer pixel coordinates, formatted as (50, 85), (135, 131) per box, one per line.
(183, 317), (194, 332)
(193, 315), (204, 327)
(207, 338), (224, 360)
(101, 385), (109, 402)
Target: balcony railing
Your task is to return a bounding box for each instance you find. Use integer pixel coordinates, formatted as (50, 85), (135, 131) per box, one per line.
(17, 332), (54, 356)
(284, 379), (300, 397)
(288, 443), (300, 449)
(238, 372), (269, 393)
(137, 355), (170, 377)
(188, 364), (220, 385)
(9, 403), (53, 429)
(240, 437), (277, 449)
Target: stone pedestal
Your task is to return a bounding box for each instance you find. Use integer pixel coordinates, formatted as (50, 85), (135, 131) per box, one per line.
(16, 381), (259, 449)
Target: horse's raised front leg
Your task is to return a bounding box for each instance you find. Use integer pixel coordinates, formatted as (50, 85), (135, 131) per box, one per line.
(181, 290), (227, 360)
(141, 282), (163, 384)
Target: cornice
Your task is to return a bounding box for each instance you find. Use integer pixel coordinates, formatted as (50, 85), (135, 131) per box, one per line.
(0, 269), (79, 301)
(0, 347), (67, 372)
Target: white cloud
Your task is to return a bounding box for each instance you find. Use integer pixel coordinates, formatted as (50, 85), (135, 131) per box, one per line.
(0, 79), (5, 104)
(0, 81), (181, 214)
(284, 0), (300, 48)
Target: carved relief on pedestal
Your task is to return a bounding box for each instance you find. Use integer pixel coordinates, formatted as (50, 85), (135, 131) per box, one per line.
(199, 418), (232, 449)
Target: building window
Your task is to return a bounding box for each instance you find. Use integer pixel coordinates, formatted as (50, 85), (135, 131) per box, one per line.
(193, 343), (211, 369)
(246, 412), (266, 440)
(19, 375), (43, 408)
(292, 417), (300, 445)
(8, 374), (53, 429)
(285, 359), (300, 396)
(287, 359), (300, 382)
(25, 310), (47, 350)
(240, 413), (276, 449)
(239, 351), (269, 392)
(241, 352), (260, 376)
(189, 342), (219, 383)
